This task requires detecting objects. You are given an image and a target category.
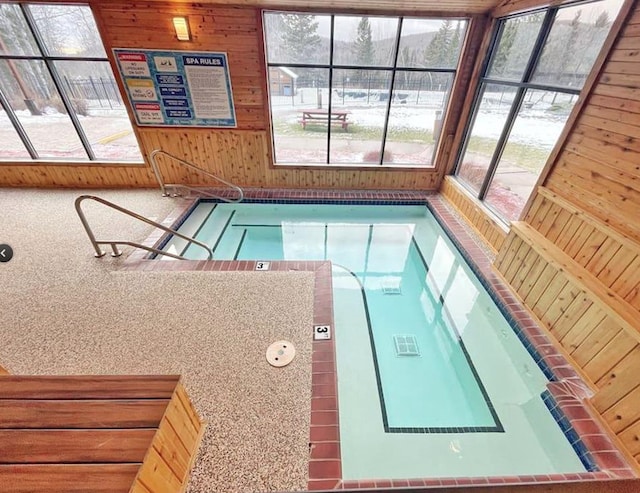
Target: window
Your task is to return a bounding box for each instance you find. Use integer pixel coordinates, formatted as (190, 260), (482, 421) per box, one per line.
(454, 0), (622, 221)
(263, 13), (467, 167)
(0, 3), (142, 161)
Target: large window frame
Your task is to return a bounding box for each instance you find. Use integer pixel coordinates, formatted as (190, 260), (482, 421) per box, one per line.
(264, 12), (468, 167)
(453, 4), (597, 220)
(0, 3), (140, 162)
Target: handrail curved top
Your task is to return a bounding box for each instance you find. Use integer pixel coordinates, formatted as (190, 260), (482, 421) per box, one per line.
(74, 195), (213, 260)
(149, 149), (244, 203)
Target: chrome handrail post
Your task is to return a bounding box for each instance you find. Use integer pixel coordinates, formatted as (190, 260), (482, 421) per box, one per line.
(74, 195), (213, 260)
(149, 149), (244, 203)
(149, 149), (169, 197)
(110, 243), (122, 257)
(74, 196), (106, 258)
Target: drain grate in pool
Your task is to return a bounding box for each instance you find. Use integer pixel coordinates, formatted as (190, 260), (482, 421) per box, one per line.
(381, 277), (402, 295)
(393, 335), (420, 356)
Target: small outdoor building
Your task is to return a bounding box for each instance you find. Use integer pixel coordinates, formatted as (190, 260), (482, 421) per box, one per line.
(268, 66), (298, 96)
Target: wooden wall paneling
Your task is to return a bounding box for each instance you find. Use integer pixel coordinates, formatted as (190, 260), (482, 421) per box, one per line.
(606, 384), (640, 434)
(502, 237), (530, 282)
(592, 346), (640, 412)
(521, 263), (558, 308)
(530, 188), (640, 287)
(441, 176), (507, 251)
(611, 255), (640, 297)
(583, 331), (638, 384)
(619, 420), (640, 458)
(510, 250), (545, 293)
(571, 318), (626, 369)
(549, 291), (593, 341)
(515, 0), (637, 220)
(560, 304), (607, 353)
(525, 188), (640, 312)
(531, 275), (572, 324)
(511, 222), (640, 341)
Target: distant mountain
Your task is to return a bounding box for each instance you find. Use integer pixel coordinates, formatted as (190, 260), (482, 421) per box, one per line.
(315, 31), (438, 66)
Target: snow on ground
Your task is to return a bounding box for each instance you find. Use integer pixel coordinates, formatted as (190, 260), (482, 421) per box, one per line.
(272, 89), (574, 149)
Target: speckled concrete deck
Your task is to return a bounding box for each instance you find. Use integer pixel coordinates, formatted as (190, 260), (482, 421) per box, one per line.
(0, 188), (314, 493)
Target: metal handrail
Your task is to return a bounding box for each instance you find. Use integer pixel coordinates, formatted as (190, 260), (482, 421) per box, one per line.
(75, 195), (213, 260)
(149, 149), (244, 203)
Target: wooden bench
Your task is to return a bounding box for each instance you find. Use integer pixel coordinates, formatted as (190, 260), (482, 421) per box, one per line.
(0, 375), (204, 493)
(299, 109), (350, 131)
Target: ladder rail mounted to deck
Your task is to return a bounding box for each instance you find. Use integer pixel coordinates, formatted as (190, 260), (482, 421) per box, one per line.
(75, 194), (213, 260)
(149, 149), (244, 203)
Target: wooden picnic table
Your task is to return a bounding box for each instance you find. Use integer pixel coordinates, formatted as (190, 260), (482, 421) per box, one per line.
(299, 109), (351, 131)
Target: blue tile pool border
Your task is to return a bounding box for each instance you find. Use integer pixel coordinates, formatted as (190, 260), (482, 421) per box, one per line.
(542, 390), (598, 472)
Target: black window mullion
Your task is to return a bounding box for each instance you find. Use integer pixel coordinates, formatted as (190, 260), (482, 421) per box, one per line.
(453, 17), (505, 178)
(453, 82), (488, 179)
(20, 4), (96, 160)
(265, 61), (456, 73)
(0, 85), (38, 158)
(477, 8), (557, 200)
(0, 55), (108, 62)
(481, 77), (581, 95)
(379, 17), (403, 166)
(520, 9), (558, 84)
(477, 85), (526, 199)
(326, 15), (335, 165)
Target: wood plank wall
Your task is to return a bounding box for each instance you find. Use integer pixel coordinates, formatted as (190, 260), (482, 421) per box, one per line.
(130, 382), (205, 493)
(441, 176), (507, 252)
(0, 1), (464, 191)
(493, 3), (640, 469)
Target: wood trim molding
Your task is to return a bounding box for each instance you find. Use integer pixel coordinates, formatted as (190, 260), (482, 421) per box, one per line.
(434, 14), (491, 184)
(441, 16), (497, 178)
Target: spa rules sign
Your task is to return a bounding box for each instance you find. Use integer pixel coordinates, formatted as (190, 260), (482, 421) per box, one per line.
(113, 49), (237, 128)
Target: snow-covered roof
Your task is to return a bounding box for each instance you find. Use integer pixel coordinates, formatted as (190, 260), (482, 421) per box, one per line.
(277, 66), (298, 79)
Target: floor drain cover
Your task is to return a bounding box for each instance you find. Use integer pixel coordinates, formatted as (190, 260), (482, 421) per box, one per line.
(266, 340), (296, 367)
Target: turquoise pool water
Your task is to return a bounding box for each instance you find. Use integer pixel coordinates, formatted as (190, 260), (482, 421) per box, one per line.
(164, 202), (586, 479)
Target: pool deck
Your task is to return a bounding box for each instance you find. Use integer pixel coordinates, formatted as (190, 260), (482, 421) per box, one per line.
(125, 187), (636, 489)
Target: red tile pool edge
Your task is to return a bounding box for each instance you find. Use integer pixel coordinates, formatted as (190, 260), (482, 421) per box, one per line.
(118, 188), (636, 489)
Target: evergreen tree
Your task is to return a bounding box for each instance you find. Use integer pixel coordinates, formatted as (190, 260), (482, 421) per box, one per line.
(446, 21), (463, 67)
(490, 19), (518, 77)
(423, 20), (452, 67)
(563, 10), (583, 84)
(595, 11), (610, 28)
(354, 17), (374, 65)
(353, 17), (374, 83)
(281, 14), (321, 64)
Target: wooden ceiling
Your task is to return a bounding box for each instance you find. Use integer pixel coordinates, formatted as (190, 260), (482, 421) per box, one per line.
(85, 0), (509, 16)
(221, 0), (505, 15)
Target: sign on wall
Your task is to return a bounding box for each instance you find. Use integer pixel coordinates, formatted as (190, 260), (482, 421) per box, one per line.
(113, 49), (237, 128)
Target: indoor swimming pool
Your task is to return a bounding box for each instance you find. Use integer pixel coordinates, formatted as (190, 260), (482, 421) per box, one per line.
(161, 202), (587, 480)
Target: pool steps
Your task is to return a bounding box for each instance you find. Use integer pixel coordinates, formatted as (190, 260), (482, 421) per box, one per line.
(160, 202), (216, 260)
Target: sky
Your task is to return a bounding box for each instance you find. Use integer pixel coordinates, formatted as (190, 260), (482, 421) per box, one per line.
(313, 16), (458, 42)
(274, 0), (623, 44)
